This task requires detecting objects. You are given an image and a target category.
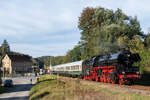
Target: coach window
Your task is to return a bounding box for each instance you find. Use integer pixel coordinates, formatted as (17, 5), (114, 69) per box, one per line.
(66, 66), (70, 70)
(79, 65), (81, 70)
(71, 66), (73, 70)
(77, 65), (79, 70)
(75, 65), (78, 70)
(75, 65), (77, 70)
(74, 66), (76, 70)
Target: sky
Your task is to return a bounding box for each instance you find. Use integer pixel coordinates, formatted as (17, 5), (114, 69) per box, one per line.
(0, 0), (150, 57)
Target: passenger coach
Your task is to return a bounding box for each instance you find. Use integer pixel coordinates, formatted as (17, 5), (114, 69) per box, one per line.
(52, 60), (83, 77)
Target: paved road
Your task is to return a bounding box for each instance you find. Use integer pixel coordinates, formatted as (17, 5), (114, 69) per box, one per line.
(0, 77), (36, 100)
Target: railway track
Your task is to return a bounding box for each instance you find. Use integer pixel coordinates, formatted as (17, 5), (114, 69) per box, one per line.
(82, 80), (150, 96)
(60, 76), (150, 96)
(121, 83), (150, 91)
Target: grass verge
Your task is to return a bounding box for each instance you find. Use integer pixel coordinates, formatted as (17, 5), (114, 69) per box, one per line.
(0, 86), (8, 94)
(29, 75), (150, 100)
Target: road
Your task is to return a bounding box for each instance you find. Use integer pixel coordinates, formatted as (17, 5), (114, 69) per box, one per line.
(0, 77), (36, 100)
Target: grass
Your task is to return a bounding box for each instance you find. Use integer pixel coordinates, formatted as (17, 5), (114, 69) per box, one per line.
(29, 75), (150, 100)
(0, 86), (8, 94)
(86, 84), (150, 100)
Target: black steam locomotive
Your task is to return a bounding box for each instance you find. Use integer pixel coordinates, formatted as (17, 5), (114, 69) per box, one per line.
(82, 48), (141, 85)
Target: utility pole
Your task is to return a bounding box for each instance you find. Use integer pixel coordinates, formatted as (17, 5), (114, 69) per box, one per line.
(48, 56), (51, 74)
(49, 56), (51, 68)
(49, 56), (53, 74)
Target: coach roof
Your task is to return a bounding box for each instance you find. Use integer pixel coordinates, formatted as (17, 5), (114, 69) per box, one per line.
(53, 60), (83, 68)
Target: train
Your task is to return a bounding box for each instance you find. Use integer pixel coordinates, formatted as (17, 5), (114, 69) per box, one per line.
(52, 48), (141, 85)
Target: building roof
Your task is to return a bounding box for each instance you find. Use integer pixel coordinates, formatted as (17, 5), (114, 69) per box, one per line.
(53, 60), (83, 68)
(31, 58), (39, 65)
(7, 54), (32, 62)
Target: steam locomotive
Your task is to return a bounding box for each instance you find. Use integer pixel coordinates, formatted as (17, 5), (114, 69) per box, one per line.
(53, 48), (141, 85)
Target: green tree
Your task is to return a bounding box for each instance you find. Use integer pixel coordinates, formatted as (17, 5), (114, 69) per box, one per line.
(145, 33), (150, 49)
(117, 35), (129, 47)
(78, 7), (144, 59)
(117, 35), (149, 73)
(65, 45), (82, 62)
(1, 45), (7, 56)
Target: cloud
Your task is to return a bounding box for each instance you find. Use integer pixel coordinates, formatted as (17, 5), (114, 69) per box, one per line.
(0, 0), (77, 36)
(10, 31), (80, 57)
(11, 42), (77, 57)
(0, 0), (149, 36)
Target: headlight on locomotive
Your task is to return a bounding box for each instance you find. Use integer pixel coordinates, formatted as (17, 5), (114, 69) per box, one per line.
(122, 71), (125, 74)
(136, 71), (140, 74)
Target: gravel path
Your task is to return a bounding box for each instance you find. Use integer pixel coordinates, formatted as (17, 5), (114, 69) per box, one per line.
(0, 77), (36, 100)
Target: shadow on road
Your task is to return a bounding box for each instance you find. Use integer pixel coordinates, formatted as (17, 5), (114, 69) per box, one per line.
(6, 84), (34, 93)
(0, 96), (28, 100)
(0, 84), (34, 100)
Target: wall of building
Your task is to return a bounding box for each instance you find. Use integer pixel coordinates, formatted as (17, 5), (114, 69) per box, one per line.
(2, 55), (12, 74)
(12, 61), (32, 73)
(2, 54), (33, 74)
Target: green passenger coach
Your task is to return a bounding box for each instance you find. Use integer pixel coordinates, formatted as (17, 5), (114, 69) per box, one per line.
(52, 60), (83, 77)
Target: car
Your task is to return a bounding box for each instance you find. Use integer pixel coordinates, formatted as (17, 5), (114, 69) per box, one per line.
(0, 78), (2, 86)
(4, 79), (13, 87)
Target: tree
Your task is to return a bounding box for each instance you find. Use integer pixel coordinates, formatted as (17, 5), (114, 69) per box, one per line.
(117, 35), (149, 73)
(50, 7), (148, 73)
(145, 33), (150, 49)
(117, 35), (129, 47)
(0, 40), (10, 56)
(78, 7), (144, 59)
(65, 45), (82, 62)
(128, 35), (144, 53)
(1, 45), (7, 56)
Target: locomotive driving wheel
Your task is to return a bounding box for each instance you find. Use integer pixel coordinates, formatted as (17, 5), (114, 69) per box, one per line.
(107, 74), (111, 83)
(103, 72), (107, 83)
(111, 80), (115, 84)
(127, 80), (134, 85)
(100, 74), (104, 82)
(111, 75), (117, 84)
(95, 76), (99, 82)
(119, 79), (124, 85)
(84, 76), (86, 80)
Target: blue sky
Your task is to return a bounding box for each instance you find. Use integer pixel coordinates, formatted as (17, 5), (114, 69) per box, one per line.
(0, 0), (150, 57)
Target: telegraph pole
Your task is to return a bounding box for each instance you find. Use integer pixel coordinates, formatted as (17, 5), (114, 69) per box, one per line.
(49, 56), (51, 68)
(48, 56), (51, 74)
(49, 56), (52, 74)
